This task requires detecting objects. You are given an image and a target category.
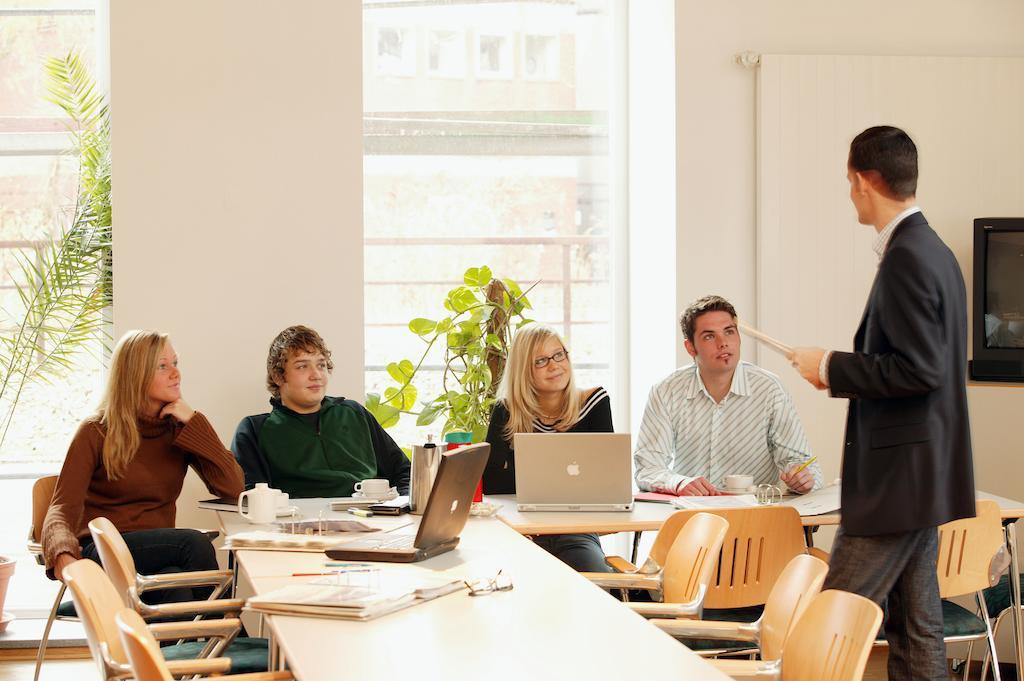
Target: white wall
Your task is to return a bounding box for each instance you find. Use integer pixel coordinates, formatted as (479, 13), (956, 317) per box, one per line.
(676, 1), (1024, 500)
(109, 1), (364, 529)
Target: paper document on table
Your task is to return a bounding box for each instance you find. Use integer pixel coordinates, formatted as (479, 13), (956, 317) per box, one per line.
(224, 528), (379, 552)
(779, 484), (841, 516)
(672, 495), (759, 510)
(246, 575), (465, 621)
(738, 321), (794, 356)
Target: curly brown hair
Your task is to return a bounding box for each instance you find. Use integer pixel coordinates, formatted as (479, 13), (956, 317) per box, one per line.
(679, 295), (737, 341)
(266, 325), (334, 398)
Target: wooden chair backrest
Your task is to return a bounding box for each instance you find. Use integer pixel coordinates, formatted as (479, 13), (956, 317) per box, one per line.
(662, 512), (729, 604)
(781, 589), (883, 681)
(657, 506), (808, 608)
(31, 475), (58, 544)
(759, 554), (829, 661)
(88, 517), (138, 608)
(64, 558), (131, 680)
(936, 499), (1004, 599)
(647, 510), (697, 567)
(116, 608), (174, 681)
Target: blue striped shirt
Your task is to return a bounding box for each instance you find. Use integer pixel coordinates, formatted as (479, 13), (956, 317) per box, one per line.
(634, 361), (823, 494)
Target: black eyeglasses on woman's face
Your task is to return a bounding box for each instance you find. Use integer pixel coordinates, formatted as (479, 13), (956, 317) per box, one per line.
(533, 349), (569, 369)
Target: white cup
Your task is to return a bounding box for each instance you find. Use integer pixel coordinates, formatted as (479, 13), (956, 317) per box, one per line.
(724, 474), (754, 491)
(238, 483), (276, 523)
(274, 490), (289, 510)
(353, 478), (390, 498)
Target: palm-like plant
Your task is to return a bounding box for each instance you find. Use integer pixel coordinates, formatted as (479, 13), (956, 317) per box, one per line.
(0, 52), (111, 448)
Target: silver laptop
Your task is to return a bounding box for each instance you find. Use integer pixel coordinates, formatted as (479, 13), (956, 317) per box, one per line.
(326, 442), (490, 563)
(514, 433), (633, 512)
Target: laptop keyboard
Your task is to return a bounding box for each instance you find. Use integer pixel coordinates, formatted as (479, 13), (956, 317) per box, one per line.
(374, 534), (415, 549)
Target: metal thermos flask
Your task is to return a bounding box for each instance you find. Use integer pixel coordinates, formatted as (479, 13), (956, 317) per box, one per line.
(410, 434), (441, 515)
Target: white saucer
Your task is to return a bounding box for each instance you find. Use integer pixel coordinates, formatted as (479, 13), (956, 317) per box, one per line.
(352, 488), (398, 502)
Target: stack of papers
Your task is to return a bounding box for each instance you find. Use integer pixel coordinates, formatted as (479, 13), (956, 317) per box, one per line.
(246, 575), (465, 621)
(671, 495), (759, 510)
(225, 527), (378, 552)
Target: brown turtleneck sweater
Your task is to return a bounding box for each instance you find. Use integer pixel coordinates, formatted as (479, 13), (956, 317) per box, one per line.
(41, 411), (244, 575)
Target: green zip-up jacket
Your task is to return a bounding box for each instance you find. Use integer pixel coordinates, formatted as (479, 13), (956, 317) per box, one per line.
(231, 396), (410, 498)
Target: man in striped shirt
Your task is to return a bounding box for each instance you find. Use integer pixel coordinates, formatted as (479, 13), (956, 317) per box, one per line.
(634, 295), (823, 496)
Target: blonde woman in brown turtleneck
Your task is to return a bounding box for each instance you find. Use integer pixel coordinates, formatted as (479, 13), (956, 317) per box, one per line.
(42, 330), (244, 601)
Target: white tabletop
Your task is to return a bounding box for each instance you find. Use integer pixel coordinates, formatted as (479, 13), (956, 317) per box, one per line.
(222, 499), (732, 681)
(490, 490), (1024, 536)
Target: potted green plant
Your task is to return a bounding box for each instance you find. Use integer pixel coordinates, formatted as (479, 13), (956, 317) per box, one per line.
(366, 266), (535, 443)
(0, 53), (111, 449)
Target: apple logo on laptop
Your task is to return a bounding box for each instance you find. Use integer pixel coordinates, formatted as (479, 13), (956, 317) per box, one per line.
(566, 461), (581, 476)
(450, 499), (459, 514)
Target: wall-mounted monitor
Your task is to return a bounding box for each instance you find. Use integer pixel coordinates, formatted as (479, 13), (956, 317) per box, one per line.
(971, 217), (1024, 382)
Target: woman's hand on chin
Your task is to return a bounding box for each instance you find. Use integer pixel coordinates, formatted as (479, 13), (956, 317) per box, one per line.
(160, 398), (195, 424)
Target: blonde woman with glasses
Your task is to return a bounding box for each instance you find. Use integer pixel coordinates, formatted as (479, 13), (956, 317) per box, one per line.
(483, 324), (613, 572)
(42, 330), (244, 601)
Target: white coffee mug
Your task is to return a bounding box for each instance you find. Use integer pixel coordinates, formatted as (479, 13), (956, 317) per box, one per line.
(274, 489), (289, 510)
(239, 483), (276, 523)
(353, 478), (390, 498)
(724, 474), (754, 491)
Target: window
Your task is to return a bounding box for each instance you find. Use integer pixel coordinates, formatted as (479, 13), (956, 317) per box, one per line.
(476, 32), (512, 79)
(363, 0), (623, 449)
(0, 1), (103, 473)
(427, 29), (465, 78)
(523, 34), (559, 80)
(374, 26), (416, 77)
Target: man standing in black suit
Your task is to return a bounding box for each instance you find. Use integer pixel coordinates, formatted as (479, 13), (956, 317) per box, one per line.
(789, 126), (975, 680)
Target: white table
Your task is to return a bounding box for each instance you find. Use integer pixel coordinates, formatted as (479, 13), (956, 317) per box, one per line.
(220, 499), (732, 681)
(490, 490), (1024, 673)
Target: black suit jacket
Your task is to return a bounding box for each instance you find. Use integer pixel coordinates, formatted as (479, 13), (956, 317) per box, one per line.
(828, 211), (975, 536)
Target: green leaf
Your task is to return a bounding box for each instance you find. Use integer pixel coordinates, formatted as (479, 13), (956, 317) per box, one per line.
(408, 318), (436, 336)
(415, 400), (445, 426)
(386, 361), (412, 384)
(463, 266), (493, 288)
(364, 393), (401, 429)
(436, 317), (452, 333)
(448, 287), (477, 313)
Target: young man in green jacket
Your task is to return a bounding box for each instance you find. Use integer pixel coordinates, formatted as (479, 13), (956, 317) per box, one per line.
(231, 325), (410, 498)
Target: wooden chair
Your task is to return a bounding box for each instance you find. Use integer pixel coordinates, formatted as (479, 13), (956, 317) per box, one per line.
(88, 516), (242, 619)
(64, 558), (243, 680)
(591, 512), (730, 619)
(653, 553), (829, 663)
(584, 506), (810, 612)
(29, 475), (77, 681)
(713, 589), (883, 680)
(116, 608), (293, 681)
(933, 500), (1006, 681)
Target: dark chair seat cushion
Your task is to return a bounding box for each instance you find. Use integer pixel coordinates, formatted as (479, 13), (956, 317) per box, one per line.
(56, 600), (77, 618)
(162, 637), (269, 674)
(941, 599), (986, 638)
(982, 573), (1024, 617)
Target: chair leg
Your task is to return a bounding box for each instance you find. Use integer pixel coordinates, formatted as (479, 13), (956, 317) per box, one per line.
(981, 610), (1002, 681)
(34, 582), (67, 681)
(977, 592), (1001, 681)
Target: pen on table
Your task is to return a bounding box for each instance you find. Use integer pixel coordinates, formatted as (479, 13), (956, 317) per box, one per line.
(348, 507), (373, 518)
(793, 456), (818, 474)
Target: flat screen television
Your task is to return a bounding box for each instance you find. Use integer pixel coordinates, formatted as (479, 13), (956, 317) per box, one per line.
(971, 217), (1024, 382)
